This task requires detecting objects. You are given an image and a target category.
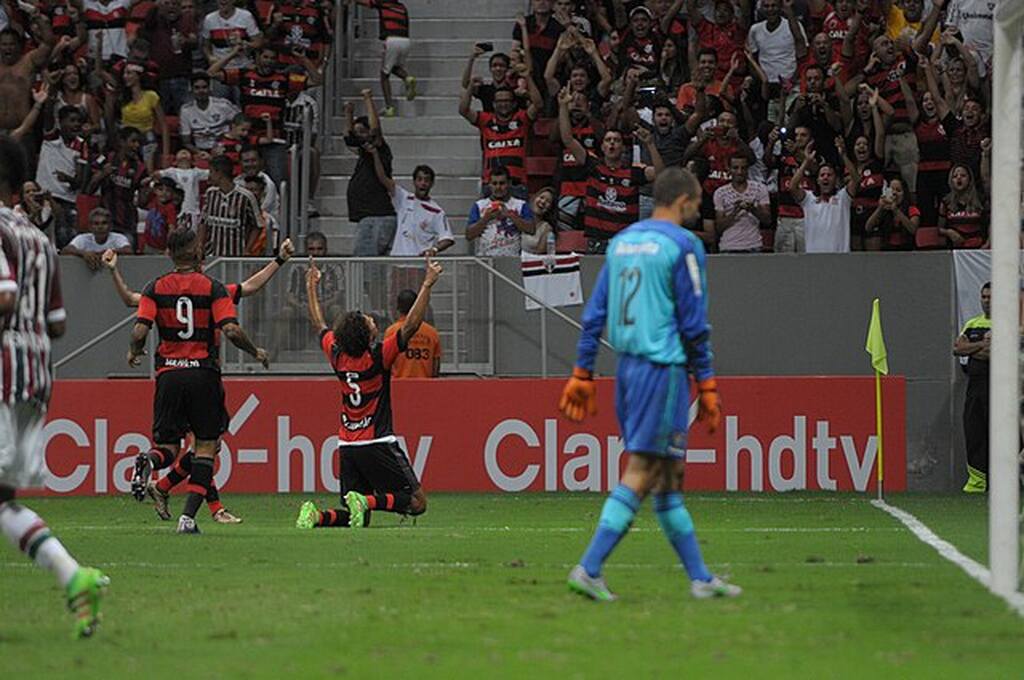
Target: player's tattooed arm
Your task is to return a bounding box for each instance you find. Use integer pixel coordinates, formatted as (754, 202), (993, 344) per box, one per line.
(240, 238), (295, 297)
(222, 322), (270, 368)
(102, 250), (142, 307)
(306, 258), (328, 332)
(128, 322), (149, 367)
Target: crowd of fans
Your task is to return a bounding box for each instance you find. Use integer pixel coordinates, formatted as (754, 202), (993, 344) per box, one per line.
(1, 0), (330, 264)
(349, 0), (1007, 257)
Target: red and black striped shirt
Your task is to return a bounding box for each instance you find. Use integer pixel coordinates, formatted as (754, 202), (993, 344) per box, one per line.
(556, 122), (599, 198)
(778, 153), (815, 218)
(224, 67), (307, 131)
(940, 201), (987, 249)
(0, 207), (64, 406)
(583, 157), (646, 240)
(700, 138), (744, 197)
(370, 0), (409, 39)
(865, 53), (916, 128)
(260, 0), (332, 64)
(852, 162), (885, 223)
(476, 110), (529, 186)
(320, 328), (407, 443)
(915, 112), (955, 174)
(136, 271), (238, 374)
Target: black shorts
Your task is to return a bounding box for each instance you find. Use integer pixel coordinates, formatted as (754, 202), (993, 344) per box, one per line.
(339, 441), (421, 498)
(152, 368), (228, 444)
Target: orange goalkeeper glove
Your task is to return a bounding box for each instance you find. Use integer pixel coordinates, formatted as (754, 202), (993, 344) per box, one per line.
(696, 378), (721, 434)
(559, 366), (597, 422)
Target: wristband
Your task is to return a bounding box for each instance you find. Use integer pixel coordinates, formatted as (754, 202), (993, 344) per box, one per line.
(274, 255), (286, 266)
(697, 377), (717, 392)
(572, 366), (593, 380)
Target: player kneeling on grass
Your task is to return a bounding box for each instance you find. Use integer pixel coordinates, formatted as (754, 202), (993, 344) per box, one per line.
(560, 166), (741, 602)
(0, 134), (109, 638)
(295, 256), (440, 529)
(103, 240), (295, 524)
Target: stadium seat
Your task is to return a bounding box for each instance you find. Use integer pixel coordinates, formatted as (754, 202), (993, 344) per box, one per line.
(915, 227), (947, 250)
(760, 229), (775, 252)
(532, 119), (556, 138)
(75, 194), (101, 232)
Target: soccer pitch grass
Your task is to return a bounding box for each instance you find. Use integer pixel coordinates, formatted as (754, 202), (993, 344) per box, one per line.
(2, 493), (1023, 678)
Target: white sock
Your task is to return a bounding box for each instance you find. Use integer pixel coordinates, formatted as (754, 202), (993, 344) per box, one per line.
(0, 501), (79, 587)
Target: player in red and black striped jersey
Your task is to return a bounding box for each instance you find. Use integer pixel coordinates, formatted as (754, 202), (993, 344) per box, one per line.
(558, 87), (662, 253)
(103, 239), (295, 523)
(460, 70), (543, 194)
(294, 256), (442, 530)
(128, 229), (269, 534)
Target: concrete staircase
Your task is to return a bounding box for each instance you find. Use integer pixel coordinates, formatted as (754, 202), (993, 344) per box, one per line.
(318, 0), (523, 255)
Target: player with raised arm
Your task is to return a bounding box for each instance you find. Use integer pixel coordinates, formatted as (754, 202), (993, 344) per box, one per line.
(295, 256), (440, 529)
(105, 239), (294, 523)
(561, 167), (741, 602)
(0, 135), (109, 638)
(128, 229), (270, 534)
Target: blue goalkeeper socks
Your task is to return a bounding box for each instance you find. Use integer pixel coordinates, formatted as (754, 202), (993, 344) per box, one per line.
(654, 492), (712, 582)
(580, 484), (641, 578)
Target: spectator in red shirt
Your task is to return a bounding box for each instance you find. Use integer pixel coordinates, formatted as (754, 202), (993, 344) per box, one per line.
(543, 28), (613, 112)
(140, 175), (181, 253)
(914, 58), (956, 228)
(682, 111), (755, 198)
(675, 48), (727, 115)
(687, 0), (748, 84)
(462, 48), (518, 113)
(614, 6), (663, 80)
(89, 126), (149, 245)
(459, 66), (542, 198)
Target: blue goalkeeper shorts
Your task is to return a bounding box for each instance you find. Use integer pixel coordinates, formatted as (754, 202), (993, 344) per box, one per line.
(614, 355), (689, 458)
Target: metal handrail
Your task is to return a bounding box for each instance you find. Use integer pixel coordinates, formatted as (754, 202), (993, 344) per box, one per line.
(468, 255), (610, 350)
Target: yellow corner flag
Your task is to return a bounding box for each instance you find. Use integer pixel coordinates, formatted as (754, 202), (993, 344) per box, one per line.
(865, 298), (887, 500)
(865, 298), (889, 375)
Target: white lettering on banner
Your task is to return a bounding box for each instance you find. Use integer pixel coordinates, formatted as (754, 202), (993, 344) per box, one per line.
(112, 432), (149, 494)
(277, 416), (316, 492)
(562, 433), (601, 491)
(42, 419), (90, 493)
(842, 435), (877, 491)
(485, 419), (540, 492)
(725, 416), (877, 492)
(320, 436), (340, 493)
(95, 419), (108, 493)
(768, 416), (806, 491)
(813, 420), (837, 491)
(485, 418), (625, 491)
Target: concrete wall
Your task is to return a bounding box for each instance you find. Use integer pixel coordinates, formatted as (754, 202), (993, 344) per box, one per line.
(54, 253), (963, 491)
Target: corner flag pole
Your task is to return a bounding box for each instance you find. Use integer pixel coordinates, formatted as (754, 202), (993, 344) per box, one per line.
(865, 298), (889, 501)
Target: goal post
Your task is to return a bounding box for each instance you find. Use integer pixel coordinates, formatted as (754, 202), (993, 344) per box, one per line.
(989, 1), (1022, 597)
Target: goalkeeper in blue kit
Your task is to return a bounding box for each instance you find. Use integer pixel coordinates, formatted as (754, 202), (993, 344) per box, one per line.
(560, 167), (741, 601)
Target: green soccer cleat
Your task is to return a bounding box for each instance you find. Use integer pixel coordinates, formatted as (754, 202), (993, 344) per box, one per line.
(66, 567), (110, 639)
(381, 105), (397, 117)
(296, 500), (319, 529)
(344, 491), (368, 529)
(404, 76), (417, 101)
(963, 467), (987, 493)
(568, 564), (617, 602)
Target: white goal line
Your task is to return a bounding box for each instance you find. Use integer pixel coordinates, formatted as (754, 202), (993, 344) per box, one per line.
(872, 499), (1024, 618)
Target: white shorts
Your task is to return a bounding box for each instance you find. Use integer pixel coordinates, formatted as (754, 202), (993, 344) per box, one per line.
(382, 36), (411, 75)
(0, 402), (47, 489)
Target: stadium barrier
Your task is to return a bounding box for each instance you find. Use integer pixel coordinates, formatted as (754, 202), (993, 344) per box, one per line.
(33, 375), (905, 496)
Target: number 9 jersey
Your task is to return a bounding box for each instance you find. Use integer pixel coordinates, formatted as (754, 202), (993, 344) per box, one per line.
(136, 272), (238, 373)
(575, 219), (714, 382)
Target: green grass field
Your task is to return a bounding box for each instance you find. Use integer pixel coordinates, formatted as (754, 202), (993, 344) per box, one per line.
(2, 493), (1022, 678)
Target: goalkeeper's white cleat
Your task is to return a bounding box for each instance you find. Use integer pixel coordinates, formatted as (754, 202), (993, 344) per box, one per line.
(691, 575), (742, 599)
